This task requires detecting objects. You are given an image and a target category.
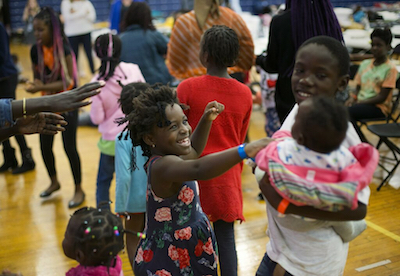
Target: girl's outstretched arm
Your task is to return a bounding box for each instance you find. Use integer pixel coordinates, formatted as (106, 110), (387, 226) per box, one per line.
(182, 101), (225, 160)
(259, 173), (367, 221)
(151, 138), (273, 198)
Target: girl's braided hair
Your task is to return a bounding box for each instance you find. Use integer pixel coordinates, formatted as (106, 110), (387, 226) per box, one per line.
(117, 82), (152, 170)
(94, 33), (122, 81)
(201, 25), (240, 68)
(69, 204), (124, 266)
(119, 82), (151, 116)
(118, 84), (187, 160)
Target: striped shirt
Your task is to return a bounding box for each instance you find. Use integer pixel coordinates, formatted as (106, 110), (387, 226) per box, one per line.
(167, 7), (254, 80)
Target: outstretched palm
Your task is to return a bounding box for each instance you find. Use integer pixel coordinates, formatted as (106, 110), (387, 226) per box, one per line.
(16, 113), (67, 135)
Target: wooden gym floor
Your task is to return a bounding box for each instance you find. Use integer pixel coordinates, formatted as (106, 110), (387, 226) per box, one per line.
(0, 43), (399, 276)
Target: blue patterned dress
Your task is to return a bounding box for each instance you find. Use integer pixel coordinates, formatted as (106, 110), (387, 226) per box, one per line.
(134, 157), (219, 276)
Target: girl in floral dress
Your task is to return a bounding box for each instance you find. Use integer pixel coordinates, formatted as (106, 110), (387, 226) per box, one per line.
(120, 85), (271, 275)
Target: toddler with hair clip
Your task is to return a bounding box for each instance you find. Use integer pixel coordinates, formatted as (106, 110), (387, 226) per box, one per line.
(63, 202), (142, 275)
(90, 33), (145, 209)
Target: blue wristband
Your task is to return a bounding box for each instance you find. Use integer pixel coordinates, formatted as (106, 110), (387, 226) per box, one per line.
(237, 144), (248, 159)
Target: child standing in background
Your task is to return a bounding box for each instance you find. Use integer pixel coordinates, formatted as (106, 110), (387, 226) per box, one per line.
(115, 82), (150, 267)
(61, 0), (96, 74)
(22, 0), (40, 45)
(121, 85), (271, 275)
(177, 25), (253, 276)
(26, 7), (83, 208)
(90, 33), (145, 209)
(346, 28), (398, 142)
(63, 204), (125, 275)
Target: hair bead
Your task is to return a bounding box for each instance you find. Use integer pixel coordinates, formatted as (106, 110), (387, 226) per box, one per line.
(114, 226), (120, 236)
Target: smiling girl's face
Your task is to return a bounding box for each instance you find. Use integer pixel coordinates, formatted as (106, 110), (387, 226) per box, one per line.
(291, 43), (348, 104)
(147, 104), (193, 157)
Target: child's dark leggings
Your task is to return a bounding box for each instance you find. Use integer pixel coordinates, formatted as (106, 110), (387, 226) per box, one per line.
(40, 109), (81, 184)
(68, 33), (94, 73)
(213, 220), (237, 276)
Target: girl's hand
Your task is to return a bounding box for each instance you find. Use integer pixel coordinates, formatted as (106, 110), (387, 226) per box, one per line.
(203, 101), (225, 121)
(244, 137), (274, 158)
(25, 79), (43, 93)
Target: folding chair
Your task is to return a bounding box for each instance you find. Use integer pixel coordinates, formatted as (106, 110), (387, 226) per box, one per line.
(367, 116), (400, 191)
(357, 80), (400, 143)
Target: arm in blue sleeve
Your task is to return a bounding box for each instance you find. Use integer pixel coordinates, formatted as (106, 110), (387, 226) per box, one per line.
(115, 134), (132, 213)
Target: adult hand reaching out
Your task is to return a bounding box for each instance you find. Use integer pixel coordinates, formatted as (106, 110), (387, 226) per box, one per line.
(1, 81), (105, 143)
(14, 81), (105, 118)
(41, 81), (105, 113)
(0, 113), (67, 143)
(16, 113), (67, 135)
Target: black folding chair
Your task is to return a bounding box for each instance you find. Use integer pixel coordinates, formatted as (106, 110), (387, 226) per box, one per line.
(367, 116), (400, 191)
(357, 86), (400, 144)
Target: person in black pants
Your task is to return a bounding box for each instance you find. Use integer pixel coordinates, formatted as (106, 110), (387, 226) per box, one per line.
(40, 110), (81, 196)
(61, 0), (96, 74)
(0, 22), (35, 174)
(27, 8), (85, 208)
(68, 33), (95, 74)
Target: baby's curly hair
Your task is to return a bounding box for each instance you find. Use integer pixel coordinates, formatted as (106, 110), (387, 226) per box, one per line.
(120, 84), (187, 159)
(68, 204), (124, 266)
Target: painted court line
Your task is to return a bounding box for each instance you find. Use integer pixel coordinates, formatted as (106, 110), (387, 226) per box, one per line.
(355, 260), (391, 272)
(365, 220), (400, 242)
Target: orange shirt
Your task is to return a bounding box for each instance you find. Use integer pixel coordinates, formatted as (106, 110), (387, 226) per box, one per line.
(167, 7), (254, 80)
(41, 45), (75, 94)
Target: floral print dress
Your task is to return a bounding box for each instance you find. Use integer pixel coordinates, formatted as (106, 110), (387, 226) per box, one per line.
(134, 157), (219, 276)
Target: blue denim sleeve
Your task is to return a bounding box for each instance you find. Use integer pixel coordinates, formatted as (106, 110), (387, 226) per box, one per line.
(0, 98), (15, 128)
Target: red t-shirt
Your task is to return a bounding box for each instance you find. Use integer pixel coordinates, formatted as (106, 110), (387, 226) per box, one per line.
(177, 75), (253, 222)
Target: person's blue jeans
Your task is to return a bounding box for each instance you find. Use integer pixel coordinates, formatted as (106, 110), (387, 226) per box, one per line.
(96, 153), (115, 208)
(256, 253), (293, 276)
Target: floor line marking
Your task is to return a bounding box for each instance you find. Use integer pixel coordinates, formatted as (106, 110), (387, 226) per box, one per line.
(355, 259), (391, 272)
(365, 220), (400, 242)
